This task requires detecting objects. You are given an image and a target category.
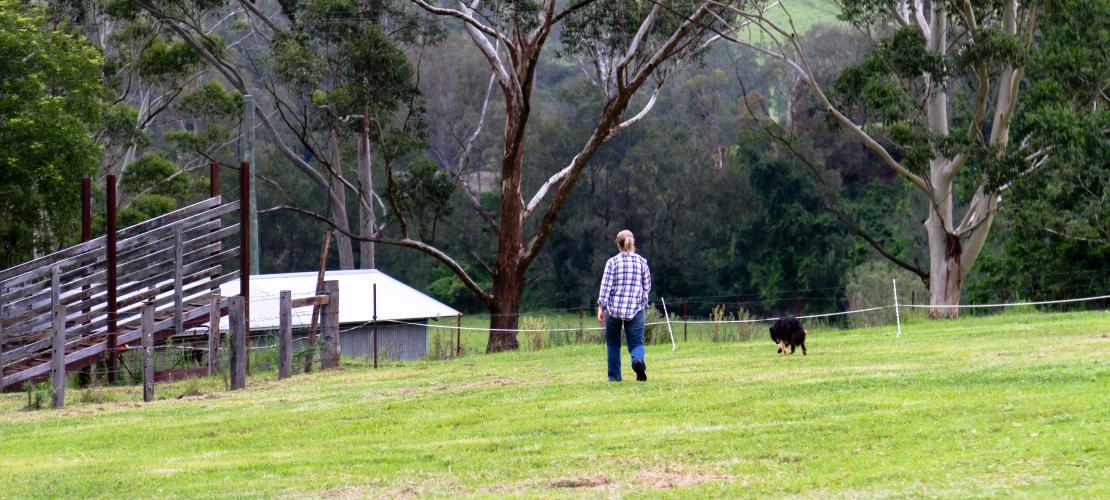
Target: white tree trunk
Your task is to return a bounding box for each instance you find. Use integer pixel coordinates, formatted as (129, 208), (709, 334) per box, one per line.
(358, 116), (376, 269)
(328, 127), (355, 269)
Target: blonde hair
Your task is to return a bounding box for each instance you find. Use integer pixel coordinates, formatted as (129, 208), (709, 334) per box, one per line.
(615, 230), (636, 253)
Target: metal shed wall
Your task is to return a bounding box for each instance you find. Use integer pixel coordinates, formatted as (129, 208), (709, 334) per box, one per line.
(340, 320), (427, 360)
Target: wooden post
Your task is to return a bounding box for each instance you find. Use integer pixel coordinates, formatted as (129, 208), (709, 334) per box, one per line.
(578, 306), (584, 341)
(319, 280), (340, 370)
(51, 267), (66, 409)
(81, 177), (91, 241)
(683, 299), (688, 342)
(142, 302), (155, 402)
(278, 290), (292, 380)
(229, 296), (246, 390)
(106, 174), (119, 384)
(304, 232), (331, 374)
(372, 283), (378, 369)
(207, 293), (221, 376)
(209, 161), (221, 198)
(173, 225), (184, 336)
(1, 285), (6, 386)
(239, 161), (250, 328)
(456, 314), (462, 357)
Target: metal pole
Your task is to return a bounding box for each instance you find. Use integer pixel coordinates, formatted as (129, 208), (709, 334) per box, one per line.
(244, 94), (259, 275)
(661, 297), (676, 352)
(373, 283), (378, 369)
(893, 278), (902, 338)
(106, 175), (118, 384)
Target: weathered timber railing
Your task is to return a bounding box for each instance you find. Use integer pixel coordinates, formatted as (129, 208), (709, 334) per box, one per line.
(0, 193), (242, 391)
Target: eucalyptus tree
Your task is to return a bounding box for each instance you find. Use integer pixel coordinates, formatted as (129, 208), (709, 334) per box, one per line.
(394, 0), (770, 350)
(717, 0), (1061, 316)
(268, 0), (428, 269)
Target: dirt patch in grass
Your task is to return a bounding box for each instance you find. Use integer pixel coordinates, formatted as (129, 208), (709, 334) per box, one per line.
(633, 463), (741, 489)
(549, 475), (613, 488)
(485, 462), (741, 494)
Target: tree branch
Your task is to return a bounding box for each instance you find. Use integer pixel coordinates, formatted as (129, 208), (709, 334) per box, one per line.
(271, 205), (493, 303)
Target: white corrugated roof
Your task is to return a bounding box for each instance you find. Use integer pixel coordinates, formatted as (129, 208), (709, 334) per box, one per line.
(219, 269), (460, 331)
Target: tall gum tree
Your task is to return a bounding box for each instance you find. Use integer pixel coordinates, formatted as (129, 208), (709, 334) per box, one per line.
(399, 0), (769, 350)
(716, 0), (1044, 317)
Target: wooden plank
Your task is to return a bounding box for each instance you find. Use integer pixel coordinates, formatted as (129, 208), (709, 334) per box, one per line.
(116, 197), (221, 240)
(0, 236), (106, 283)
(51, 268), (65, 409)
(116, 202), (237, 257)
(228, 295), (246, 390)
(290, 296), (330, 309)
(174, 226), (184, 337)
(142, 303), (154, 402)
(304, 232), (331, 374)
(208, 293), (220, 376)
(0, 301), (218, 389)
(319, 280), (340, 370)
(0, 249), (103, 304)
(0, 270), (237, 368)
(2, 281), (108, 331)
(114, 219), (222, 266)
(278, 291), (292, 380)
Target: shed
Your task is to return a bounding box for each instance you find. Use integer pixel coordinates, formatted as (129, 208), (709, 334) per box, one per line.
(220, 269), (459, 360)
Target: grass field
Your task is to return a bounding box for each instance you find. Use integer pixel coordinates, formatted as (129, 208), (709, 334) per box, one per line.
(1, 310), (1107, 498)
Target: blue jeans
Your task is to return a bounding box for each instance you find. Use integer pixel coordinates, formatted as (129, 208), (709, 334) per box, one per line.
(605, 309), (645, 381)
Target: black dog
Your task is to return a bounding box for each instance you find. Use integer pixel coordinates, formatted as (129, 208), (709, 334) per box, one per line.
(769, 316), (807, 356)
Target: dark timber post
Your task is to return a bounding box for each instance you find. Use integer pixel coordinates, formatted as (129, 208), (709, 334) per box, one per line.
(51, 267), (66, 409)
(456, 314), (462, 357)
(81, 177), (91, 241)
(209, 161), (220, 198)
(319, 280), (339, 370)
(77, 177), (92, 385)
(229, 295), (246, 390)
(239, 161), (250, 327)
(141, 302), (155, 402)
(173, 226), (184, 336)
(0, 284), (6, 386)
(208, 293), (221, 376)
(372, 283), (378, 369)
(278, 290), (292, 380)
(106, 174), (119, 384)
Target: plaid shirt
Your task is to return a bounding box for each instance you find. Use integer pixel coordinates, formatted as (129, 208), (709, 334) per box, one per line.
(598, 252), (651, 320)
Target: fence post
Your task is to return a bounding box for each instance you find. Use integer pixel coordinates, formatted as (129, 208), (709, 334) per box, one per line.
(319, 280), (340, 370)
(209, 161), (221, 198)
(1, 285), (6, 386)
(239, 161), (251, 328)
(229, 296), (246, 389)
(173, 225), (184, 336)
(372, 283), (378, 369)
(51, 267), (66, 409)
(278, 290), (292, 379)
(456, 314), (462, 357)
(683, 299), (688, 342)
(208, 293), (221, 376)
(142, 302), (155, 402)
(106, 174), (119, 384)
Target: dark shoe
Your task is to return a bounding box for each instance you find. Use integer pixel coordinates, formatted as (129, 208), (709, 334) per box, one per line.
(632, 360), (647, 381)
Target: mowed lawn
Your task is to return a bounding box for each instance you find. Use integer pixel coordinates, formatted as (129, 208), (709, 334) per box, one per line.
(1, 311), (1107, 498)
